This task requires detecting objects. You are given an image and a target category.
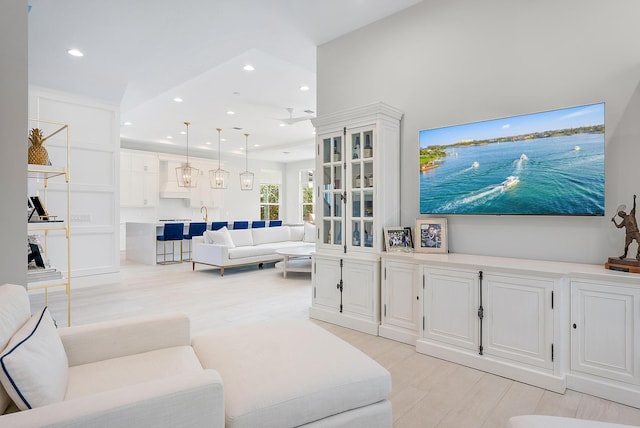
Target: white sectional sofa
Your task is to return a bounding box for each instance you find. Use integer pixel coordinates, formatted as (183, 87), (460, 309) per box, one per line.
(192, 223), (315, 276)
(0, 283), (392, 427)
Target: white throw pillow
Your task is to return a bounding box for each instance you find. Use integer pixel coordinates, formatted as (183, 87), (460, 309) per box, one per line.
(0, 307), (68, 410)
(303, 222), (316, 243)
(228, 229), (253, 247)
(203, 227), (235, 248)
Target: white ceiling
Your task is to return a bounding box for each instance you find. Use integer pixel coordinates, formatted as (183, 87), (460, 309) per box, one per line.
(27, 0), (422, 162)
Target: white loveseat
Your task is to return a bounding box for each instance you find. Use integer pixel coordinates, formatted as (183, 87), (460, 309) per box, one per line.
(1, 283), (392, 428)
(192, 223), (315, 276)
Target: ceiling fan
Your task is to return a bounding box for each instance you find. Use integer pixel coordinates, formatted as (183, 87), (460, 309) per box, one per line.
(279, 108), (315, 125)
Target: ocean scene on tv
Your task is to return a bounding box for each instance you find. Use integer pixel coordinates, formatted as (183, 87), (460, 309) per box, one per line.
(419, 103), (605, 215)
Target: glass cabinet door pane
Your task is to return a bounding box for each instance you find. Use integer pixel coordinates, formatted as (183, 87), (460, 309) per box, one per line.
(352, 221), (361, 247)
(352, 133), (361, 159)
(334, 220), (342, 245)
(322, 192), (331, 217)
(352, 192), (361, 217)
(333, 165), (342, 190)
(333, 194), (342, 217)
(323, 138), (332, 163)
(363, 162), (373, 188)
(323, 220), (331, 244)
(364, 191), (373, 217)
(352, 163), (361, 188)
(364, 221), (373, 247)
(333, 136), (342, 162)
(363, 131), (373, 158)
(323, 166), (331, 188)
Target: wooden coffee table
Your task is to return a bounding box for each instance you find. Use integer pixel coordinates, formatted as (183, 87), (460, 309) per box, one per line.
(275, 246), (314, 278)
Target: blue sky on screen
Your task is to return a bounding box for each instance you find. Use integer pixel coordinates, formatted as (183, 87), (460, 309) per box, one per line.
(420, 103), (604, 148)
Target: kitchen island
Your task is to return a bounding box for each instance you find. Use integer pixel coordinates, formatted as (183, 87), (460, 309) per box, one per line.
(126, 221), (197, 265)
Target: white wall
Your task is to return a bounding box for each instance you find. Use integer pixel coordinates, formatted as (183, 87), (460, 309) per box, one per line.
(0, 0), (27, 285)
(29, 87), (121, 281)
(317, 0), (640, 264)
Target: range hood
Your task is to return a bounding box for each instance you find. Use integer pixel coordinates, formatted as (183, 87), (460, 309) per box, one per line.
(159, 181), (190, 199)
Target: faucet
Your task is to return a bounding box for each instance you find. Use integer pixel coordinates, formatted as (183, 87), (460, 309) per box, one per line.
(200, 206), (208, 222)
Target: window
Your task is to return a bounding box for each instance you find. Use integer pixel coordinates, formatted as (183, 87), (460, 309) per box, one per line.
(301, 169), (314, 222)
(260, 184), (280, 220)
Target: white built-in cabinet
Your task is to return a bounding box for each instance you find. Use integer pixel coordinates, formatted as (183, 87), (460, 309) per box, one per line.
(309, 103), (403, 334)
(568, 277), (640, 407)
(379, 259), (420, 344)
(120, 149), (159, 207)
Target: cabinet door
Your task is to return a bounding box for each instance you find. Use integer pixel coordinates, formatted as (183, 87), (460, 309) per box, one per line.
(347, 127), (375, 251)
(317, 132), (344, 248)
(343, 259), (378, 319)
(382, 260), (419, 333)
(571, 280), (640, 384)
(484, 273), (554, 369)
(423, 267), (479, 352)
(312, 257), (341, 310)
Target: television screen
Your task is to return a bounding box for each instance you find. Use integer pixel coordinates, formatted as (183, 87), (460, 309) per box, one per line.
(419, 102), (605, 215)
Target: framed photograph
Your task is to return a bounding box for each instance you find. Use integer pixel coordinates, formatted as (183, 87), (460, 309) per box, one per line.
(416, 218), (448, 253)
(384, 227), (413, 252)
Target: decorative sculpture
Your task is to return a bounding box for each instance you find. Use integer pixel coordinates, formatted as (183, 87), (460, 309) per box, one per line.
(611, 194), (640, 261)
(28, 128), (50, 165)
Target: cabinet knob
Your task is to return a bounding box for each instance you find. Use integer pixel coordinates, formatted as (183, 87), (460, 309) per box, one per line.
(416, 296), (419, 300)
(573, 323), (577, 329)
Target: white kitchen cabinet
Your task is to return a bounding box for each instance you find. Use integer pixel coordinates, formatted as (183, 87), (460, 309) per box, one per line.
(568, 278), (640, 406)
(379, 259), (420, 344)
(120, 150), (159, 207)
(310, 103), (402, 334)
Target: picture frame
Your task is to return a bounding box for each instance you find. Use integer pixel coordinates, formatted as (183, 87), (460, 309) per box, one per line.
(416, 218), (448, 253)
(383, 226), (413, 252)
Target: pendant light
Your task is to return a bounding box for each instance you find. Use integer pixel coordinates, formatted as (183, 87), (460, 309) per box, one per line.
(239, 133), (254, 191)
(176, 121), (199, 187)
(209, 128), (229, 189)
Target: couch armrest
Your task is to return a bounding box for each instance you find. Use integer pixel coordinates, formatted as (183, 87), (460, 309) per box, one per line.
(60, 312), (191, 366)
(193, 241), (229, 266)
(0, 370), (224, 428)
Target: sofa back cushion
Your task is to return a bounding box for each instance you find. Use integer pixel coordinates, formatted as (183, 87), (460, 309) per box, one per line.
(203, 227), (235, 248)
(0, 284), (31, 414)
(229, 229), (254, 247)
(252, 226), (291, 245)
(289, 226), (304, 241)
(303, 222), (316, 243)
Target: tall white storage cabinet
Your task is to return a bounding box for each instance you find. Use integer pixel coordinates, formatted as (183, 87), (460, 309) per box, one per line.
(310, 103), (402, 335)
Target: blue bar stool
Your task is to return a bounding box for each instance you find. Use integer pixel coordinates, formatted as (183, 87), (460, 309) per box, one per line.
(156, 223), (184, 264)
(269, 220), (282, 227)
(211, 221), (228, 231)
(183, 222), (207, 261)
(251, 220), (266, 228)
(233, 221), (249, 230)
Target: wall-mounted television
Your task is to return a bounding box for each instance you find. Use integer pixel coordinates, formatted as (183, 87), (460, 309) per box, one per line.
(419, 102), (605, 216)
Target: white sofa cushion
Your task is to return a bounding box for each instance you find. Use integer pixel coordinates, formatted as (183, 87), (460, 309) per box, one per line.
(303, 222), (315, 243)
(289, 225), (304, 241)
(228, 245), (281, 260)
(251, 226), (291, 245)
(0, 284), (31, 414)
(204, 227), (235, 248)
(192, 319), (391, 428)
(0, 307), (68, 410)
(65, 346), (203, 400)
(228, 229), (253, 247)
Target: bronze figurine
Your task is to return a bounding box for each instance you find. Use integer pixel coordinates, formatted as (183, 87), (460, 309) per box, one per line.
(612, 194), (640, 260)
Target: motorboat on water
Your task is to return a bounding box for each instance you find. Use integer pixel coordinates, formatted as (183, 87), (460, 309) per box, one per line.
(472, 161), (479, 168)
(501, 175), (519, 189)
(574, 145), (581, 151)
(520, 154), (528, 160)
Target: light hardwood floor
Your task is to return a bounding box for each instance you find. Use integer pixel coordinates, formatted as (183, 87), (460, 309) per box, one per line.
(31, 259), (640, 428)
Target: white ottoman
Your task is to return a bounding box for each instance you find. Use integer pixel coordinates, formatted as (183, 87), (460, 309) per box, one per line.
(507, 415), (639, 428)
(192, 320), (392, 428)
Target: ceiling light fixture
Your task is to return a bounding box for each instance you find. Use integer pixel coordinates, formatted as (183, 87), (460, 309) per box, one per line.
(226, 110), (235, 115)
(176, 121), (199, 188)
(67, 48), (83, 57)
(239, 133), (254, 191)
(209, 128), (229, 189)
(243, 64), (255, 71)
(173, 97), (183, 103)
(299, 85), (310, 91)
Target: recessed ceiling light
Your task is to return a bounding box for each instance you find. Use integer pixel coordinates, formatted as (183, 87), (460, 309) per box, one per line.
(180, 131), (186, 135)
(243, 64), (255, 71)
(227, 110), (235, 115)
(299, 85), (310, 91)
(253, 144), (260, 147)
(173, 97), (183, 103)
(205, 142), (211, 145)
(279, 123), (286, 127)
(221, 138), (227, 142)
(123, 121), (132, 126)
(67, 48), (83, 57)
(166, 136), (173, 139)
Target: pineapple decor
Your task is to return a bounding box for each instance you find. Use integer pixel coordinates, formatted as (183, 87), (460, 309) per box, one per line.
(28, 128), (50, 165)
